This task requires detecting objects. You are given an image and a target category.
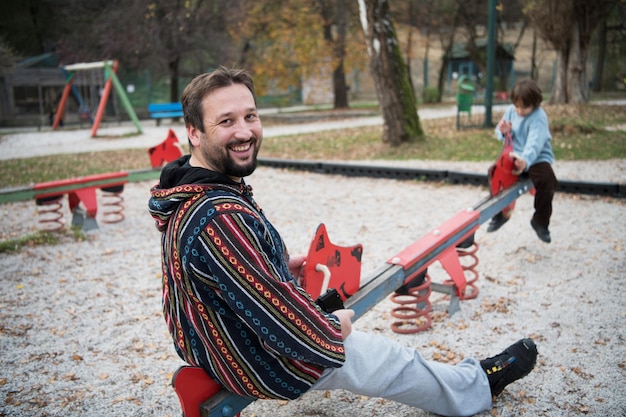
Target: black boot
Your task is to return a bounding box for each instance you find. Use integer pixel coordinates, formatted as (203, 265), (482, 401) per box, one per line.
(480, 338), (538, 397)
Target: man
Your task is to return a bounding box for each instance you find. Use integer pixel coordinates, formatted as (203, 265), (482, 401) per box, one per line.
(148, 66), (538, 416)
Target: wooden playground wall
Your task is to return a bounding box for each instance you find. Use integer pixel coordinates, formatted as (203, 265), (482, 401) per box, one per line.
(0, 67), (109, 127)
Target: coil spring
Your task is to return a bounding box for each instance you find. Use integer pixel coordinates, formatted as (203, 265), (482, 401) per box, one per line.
(36, 196), (65, 231)
(389, 273), (433, 334)
(101, 186), (125, 224)
(444, 242), (480, 300)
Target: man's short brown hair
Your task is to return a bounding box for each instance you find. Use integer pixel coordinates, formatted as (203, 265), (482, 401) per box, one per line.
(181, 66), (256, 133)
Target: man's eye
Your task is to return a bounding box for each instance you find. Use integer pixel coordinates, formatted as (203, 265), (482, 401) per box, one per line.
(246, 114), (258, 121)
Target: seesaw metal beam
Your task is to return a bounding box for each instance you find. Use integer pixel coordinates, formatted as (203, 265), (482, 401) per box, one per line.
(473, 178), (534, 224)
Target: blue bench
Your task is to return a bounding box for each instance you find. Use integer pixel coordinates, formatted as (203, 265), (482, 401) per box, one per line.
(148, 102), (183, 126)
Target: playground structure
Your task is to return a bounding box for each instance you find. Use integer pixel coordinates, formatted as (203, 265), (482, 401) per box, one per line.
(0, 129), (183, 232)
(52, 60), (142, 137)
(148, 129), (183, 168)
(34, 172), (129, 231)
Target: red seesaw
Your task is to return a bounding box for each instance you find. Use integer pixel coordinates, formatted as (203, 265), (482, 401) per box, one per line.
(170, 181), (534, 416)
(31, 128), (184, 231)
(170, 152), (534, 417)
(34, 171), (129, 231)
(148, 129), (183, 168)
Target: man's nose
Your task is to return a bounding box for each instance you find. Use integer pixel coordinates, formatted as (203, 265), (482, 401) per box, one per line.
(233, 118), (253, 138)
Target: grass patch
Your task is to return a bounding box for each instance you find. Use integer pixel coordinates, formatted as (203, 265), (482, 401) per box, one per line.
(0, 149), (155, 187)
(0, 230), (58, 253)
(261, 104), (626, 162)
(0, 104), (624, 188)
(1, 103), (624, 252)
(0, 227), (87, 254)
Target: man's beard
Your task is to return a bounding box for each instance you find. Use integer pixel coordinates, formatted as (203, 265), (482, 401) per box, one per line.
(200, 141), (259, 178)
(223, 155), (258, 178)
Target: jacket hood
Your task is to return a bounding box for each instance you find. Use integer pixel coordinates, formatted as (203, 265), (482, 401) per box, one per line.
(148, 154), (244, 232)
(158, 154), (238, 188)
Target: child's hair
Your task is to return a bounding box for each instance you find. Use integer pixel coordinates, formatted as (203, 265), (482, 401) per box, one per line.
(510, 79), (543, 108)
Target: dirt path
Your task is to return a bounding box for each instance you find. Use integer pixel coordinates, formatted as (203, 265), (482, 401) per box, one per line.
(1, 166), (624, 417)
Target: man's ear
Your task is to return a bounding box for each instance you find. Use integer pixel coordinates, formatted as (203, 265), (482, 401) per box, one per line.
(187, 125), (202, 148)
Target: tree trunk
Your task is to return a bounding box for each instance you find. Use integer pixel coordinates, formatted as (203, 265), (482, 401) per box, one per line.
(530, 30), (538, 81)
(358, 0), (423, 145)
(550, 48), (569, 104)
(169, 57), (180, 120)
(592, 18), (607, 92)
(437, 52), (450, 102)
(526, 0), (615, 104)
(566, 24), (588, 103)
(333, 61), (349, 108)
(319, 0), (349, 109)
(333, 0), (349, 109)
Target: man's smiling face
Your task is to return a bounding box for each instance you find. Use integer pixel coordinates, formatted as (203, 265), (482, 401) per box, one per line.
(187, 83), (262, 181)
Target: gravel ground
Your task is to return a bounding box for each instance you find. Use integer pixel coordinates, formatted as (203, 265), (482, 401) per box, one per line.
(1, 118), (625, 417)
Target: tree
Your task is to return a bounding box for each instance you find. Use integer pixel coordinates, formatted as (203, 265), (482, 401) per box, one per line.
(523, 0), (618, 103)
(358, 0), (423, 145)
(225, 1), (326, 96)
(592, 4), (626, 92)
(315, 0), (350, 108)
(0, 36), (20, 68)
(391, 0), (461, 103)
(452, 0), (527, 92)
(54, 0), (233, 103)
(226, 0), (366, 107)
(0, 0), (70, 56)
(48, 0), (133, 63)
(434, 9), (460, 101)
(141, 0), (223, 102)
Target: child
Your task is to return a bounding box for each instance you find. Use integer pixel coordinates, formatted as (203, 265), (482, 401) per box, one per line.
(487, 79), (557, 243)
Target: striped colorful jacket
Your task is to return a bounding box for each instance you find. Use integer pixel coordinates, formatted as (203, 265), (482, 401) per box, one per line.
(148, 156), (345, 400)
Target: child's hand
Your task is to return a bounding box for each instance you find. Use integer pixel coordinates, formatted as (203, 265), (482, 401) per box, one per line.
(511, 156), (527, 175)
(498, 120), (512, 135)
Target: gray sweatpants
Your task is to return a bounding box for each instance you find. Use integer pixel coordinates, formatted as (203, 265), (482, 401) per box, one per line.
(311, 330), (492, 417)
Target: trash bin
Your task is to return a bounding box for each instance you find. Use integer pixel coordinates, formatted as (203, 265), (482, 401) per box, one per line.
(456, 75), (475, 129)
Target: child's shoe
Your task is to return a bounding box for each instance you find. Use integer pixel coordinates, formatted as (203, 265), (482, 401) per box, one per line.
(487, 212), (510, 233)
(530, 220), (551, 243)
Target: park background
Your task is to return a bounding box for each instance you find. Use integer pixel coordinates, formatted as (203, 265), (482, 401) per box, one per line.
(0, 1), (625, 417)
(0, 0), (624, 129)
